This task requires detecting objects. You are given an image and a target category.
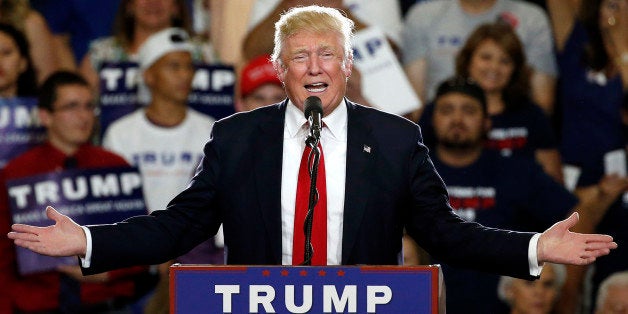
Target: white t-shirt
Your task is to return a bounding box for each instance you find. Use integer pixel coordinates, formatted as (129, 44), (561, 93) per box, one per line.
(247, 0), (403, 44)
(103, 108), (215, 213)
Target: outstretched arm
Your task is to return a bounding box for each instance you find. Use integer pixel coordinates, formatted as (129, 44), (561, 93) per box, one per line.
(537, 212), (617, 266)
(8, 206), (86, 257)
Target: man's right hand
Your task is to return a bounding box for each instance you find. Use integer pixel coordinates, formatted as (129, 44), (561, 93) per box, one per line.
(7, 206), (87, 257)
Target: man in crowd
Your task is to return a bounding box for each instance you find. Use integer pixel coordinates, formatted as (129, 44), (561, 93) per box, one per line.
(0, 71), (153, 313)
(426, 77), (627, 313)
(595, 271), (628, 314)
(101, 27), (220, 313)
(236, 54), (285, 112)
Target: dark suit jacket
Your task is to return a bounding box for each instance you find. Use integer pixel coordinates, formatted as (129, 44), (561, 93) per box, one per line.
(85, 100), (535, 279)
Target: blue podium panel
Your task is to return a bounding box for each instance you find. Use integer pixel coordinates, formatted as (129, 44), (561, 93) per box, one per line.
(170, 265), (442, 314)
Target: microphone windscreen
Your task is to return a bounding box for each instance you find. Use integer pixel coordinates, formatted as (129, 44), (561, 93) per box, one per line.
(304, 96), (323, 119)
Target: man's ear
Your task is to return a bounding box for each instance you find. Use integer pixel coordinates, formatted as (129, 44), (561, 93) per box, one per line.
(38, 108), (52, 128)
(343, 54), (353, 78)
(234, 98), (246, 112)
(273, 60), (286, 84)
(142, 69), (153, 87)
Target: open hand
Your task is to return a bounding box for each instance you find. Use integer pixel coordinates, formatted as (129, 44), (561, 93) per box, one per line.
(537, 212), (617, 265)
(7, 206), (87, 257)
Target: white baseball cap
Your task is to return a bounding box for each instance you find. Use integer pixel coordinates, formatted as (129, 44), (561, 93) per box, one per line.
(138, 27), (194, 71)
(136, 28), (194, 104)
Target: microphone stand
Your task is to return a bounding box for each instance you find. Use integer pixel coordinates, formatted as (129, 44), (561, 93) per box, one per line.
(301, 126), (321, 266)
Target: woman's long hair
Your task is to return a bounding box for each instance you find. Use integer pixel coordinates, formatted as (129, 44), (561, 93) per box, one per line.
(0, 23), (37, 96)
(579, 0), (609, 71)
(455, 22), (532, 111)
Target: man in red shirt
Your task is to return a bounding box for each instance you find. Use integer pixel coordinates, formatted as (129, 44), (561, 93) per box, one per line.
(0, 71), (153, 313)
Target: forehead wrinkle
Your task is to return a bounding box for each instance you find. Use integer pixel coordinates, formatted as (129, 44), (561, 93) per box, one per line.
(288, 39), (337, 54)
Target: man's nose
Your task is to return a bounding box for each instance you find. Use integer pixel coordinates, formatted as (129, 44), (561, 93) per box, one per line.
(308, 55), (323, 75)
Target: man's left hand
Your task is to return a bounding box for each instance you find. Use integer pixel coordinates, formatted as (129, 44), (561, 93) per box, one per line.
(537, 212), (617, 265)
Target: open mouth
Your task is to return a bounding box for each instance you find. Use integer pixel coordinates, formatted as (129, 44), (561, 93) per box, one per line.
(305, 82), (328, 93)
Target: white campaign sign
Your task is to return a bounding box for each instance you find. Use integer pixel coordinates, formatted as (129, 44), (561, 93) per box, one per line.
(352, 27), (421, 115)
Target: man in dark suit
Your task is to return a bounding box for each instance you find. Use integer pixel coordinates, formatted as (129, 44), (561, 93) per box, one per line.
(8, 5), (616, 280)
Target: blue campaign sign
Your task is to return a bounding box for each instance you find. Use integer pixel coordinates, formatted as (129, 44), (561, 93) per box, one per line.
(97, 61), (236, 139)
(98, 61), (141, 138)
(0, 97), (46, 167)
(188, 64), (236, 121)
(6, 166), (147, 275)
(170, 265), (442, 314)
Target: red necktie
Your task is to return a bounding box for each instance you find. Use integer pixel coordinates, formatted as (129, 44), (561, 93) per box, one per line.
(292, 143), (327, 265)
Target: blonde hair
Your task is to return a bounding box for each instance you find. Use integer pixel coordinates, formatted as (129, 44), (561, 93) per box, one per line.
(271, 5), (354, 66)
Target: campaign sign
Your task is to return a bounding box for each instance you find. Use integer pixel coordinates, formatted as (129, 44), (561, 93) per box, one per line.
(170, 265), (443, 314)
(352, 27), (421, 115)
(0, 97), (46, 167)
(7, 166), (146, 275)
(187, 64), (236, 120)
(98, 62), (236, 138)
(98, 61), (141, 138)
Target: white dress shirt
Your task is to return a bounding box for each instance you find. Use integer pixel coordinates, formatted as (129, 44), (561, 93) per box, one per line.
(281, 100), (347, 265)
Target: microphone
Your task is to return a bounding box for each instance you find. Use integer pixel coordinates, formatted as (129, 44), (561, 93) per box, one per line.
(301, 96), (323, 265)
(304, 96), (323, 145)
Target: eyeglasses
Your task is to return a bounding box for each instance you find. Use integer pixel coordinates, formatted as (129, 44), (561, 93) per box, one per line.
(52, 102), (99, 115)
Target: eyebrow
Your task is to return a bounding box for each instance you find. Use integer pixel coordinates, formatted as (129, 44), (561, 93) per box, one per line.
(290, 43), (336, 55)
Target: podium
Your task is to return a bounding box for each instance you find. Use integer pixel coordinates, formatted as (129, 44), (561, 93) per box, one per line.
(170, 264), (444, 313)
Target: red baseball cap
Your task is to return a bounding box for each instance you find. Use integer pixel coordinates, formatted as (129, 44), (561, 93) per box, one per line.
(240, 54), (282, 97)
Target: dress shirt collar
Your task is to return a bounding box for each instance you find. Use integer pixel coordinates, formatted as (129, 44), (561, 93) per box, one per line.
(285, 98), (347, 140)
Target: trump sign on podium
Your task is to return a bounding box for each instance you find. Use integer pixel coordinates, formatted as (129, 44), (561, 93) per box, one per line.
(170, 265), (444, 313)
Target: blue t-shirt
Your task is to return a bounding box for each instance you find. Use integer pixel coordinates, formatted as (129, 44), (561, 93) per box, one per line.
(557, 21), (625, 186)
(486, 103), (557, 157)
(31, 0), (121, 61)
(418, 101), (557, 158)
(431, 150), (577, 313)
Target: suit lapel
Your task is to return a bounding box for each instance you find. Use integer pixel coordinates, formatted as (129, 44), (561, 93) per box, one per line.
(253, 102), (286, 263)
(342, 101), (374, 263)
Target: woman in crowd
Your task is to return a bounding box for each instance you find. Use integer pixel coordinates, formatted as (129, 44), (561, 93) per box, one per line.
(547, 0), (627, 185)
(0, 23), (37, 98)
(0, 23), (41, 168)
(0, 0), (64, 83)
(79, 0), (217, 90)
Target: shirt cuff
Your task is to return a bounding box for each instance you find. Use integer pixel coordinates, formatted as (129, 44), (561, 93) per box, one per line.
(79, 226), (93, 268)
(528, 233), (543, 277)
